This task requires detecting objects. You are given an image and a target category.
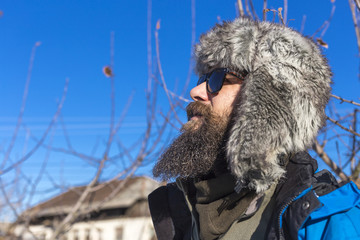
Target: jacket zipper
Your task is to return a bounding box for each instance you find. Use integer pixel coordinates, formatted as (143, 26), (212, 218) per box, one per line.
(277, 194), (299, 238)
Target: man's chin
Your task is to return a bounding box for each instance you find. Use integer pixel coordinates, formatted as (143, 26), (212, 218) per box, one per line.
(182, 117), (204, 132)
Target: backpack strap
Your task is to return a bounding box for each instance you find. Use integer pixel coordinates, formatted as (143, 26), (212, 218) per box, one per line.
(148, 183), (192, 240)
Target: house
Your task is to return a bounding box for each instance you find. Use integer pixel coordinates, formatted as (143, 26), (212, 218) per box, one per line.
(12, 177), (161, 240)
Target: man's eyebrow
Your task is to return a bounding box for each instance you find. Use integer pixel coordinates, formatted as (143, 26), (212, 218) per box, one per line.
(225, 75), (243, 82)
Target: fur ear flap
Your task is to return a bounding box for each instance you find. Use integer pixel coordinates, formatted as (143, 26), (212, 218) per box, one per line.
(227, 68), (293, 193)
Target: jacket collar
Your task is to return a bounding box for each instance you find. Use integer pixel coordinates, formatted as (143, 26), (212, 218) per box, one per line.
(266, 151), (318, 239)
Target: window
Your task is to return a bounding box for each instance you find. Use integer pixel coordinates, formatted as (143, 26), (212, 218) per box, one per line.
(73, 229), (79, 240)
(60, 234), (68, 240)
(115, 227), (124, 240)
(85, 228), (91, 240)
(97, 228), (103, 240)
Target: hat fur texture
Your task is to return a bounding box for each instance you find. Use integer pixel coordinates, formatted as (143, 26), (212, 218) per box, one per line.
(194, 18), (332, 193)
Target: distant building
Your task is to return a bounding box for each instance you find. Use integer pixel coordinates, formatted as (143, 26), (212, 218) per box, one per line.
(13, 177), (160, 240)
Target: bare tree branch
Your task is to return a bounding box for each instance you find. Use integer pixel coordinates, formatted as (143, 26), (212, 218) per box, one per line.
(336, 141), (342, 170)
(327, 116), (360, 137)
(180, 0), (196, 97)
(350, 109), (358, 171)
(0, 78), (69, 176)
(300, 15), (307, 34)
(355, 0), (360, 10)
(313, 140), (350, 182)
(349, 0), (360, 53)
(248, 0), (259, 20)
(2, 42), (41, 170)
(283, 0), (288, 24)
(352, 160), (360, 180)
(278, 8), (285, 25)
(237, 0), (245, 18)
(262, 0), (267, 21)
(154, 20), (184, 125)
(331, 94), (360, 106)
(244, 0), (253, 19)
(312, 3), (336, 39)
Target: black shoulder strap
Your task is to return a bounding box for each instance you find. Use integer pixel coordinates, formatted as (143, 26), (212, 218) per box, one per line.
(312, 169), (345, 196)
(148, 183), (192, 240)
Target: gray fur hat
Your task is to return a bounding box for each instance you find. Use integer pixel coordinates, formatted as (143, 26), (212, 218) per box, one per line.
(194, 18), (332, 193)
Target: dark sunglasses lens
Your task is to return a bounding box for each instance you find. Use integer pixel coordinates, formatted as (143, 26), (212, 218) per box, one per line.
(197, 75), (207, 86)
(208, 70), (226, 93)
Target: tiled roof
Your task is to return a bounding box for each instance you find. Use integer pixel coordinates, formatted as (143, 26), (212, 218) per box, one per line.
(26, 177), (160, 218)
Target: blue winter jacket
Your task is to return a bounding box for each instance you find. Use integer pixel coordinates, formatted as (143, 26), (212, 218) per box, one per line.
(297, 181), (360, 239)
(148, 152), (360, 239)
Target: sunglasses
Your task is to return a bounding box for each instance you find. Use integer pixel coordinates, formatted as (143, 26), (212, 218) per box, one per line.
(197, 68), (243, 94)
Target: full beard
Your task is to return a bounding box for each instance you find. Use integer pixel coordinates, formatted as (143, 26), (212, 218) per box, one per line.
(153, 102), (230, 181)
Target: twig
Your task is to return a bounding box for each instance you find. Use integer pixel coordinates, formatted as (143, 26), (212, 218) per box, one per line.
(331, 95), (360, 106)
(74, 172), (137, 221)
(169, 91), (191, 103)
(313, 140), (350, 182)
(238, 0), (245, 17)
(349, 0), (360, 53)
(115, 139), (134, 169)
(350, 109), (358, 171)
(336, 141), (342, 170)
(20, 119), (99, 166)
(278, 8), (285, 25)
(90, 136), (101, 157)
(145, 0), (158, 154)
(49, 156), (106, 239)
(108, 31), (116, 151)
(0, 178), (39, 240)
(244, 0), (253, 19)
(300, 15), (307, 34)
(355, 178), (360, 188)
(59, 113), (73, 150)
(355, 0), (360, 10)
(160, 111), (181, 131)
(312, 3), (336, 38)
(0, 78), (69, 176)
(283, 0), (288, 24)
(321, 4), (336, 38)
(45, 171), (68, 193)
(180, 0), (196, 98)
(2, 42), (41, 170)
(327, 116), (360, 137)
(154, 20), (183, 125)
(342, 146), (360, 169)
(147, 0), (153, 93)
(39, 144), (98, 166)
(26, 124), (56, 208)
(248, 0), (259, 20)
(331, 128), (352, 152)
(103, 91), (135, 156)
(352, 160), (360, 180)
(21, 128), (30, 158)
(262, 0), (267, 21)
(153, 75), (190, 103)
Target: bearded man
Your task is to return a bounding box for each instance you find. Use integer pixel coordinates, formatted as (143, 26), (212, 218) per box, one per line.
(148, 19), (360, 240)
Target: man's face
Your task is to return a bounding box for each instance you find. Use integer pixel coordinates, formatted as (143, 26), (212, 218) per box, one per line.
(186, 73), (243, 129)
(153, 73), (243, 180)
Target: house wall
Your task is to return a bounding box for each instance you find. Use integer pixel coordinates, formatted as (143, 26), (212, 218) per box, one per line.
(15, 217), (156, 240)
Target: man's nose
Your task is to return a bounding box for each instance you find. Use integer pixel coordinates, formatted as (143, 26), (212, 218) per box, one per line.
(190, 82), (209, 102)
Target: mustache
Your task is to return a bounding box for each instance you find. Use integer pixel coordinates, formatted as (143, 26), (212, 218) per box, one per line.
(186, 102), (212, 120)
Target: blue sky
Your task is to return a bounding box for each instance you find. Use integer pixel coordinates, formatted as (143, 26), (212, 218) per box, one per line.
(0, 0), (359, 209)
